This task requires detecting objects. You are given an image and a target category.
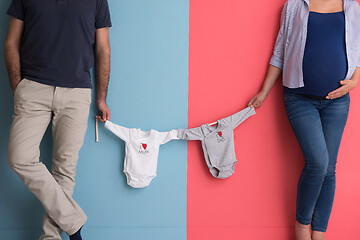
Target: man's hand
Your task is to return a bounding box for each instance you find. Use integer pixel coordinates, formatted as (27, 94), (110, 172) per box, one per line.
(96, 100), (110, 123)
(326, 79), (357, 99)
(10, 79), (21, 95)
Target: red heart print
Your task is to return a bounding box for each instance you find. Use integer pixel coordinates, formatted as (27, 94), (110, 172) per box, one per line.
(142, 143), (147, 149)
(218, 131), (222, 137)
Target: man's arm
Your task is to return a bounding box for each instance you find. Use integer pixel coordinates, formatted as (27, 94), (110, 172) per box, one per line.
(95, 27), (111, 122)
(4, 17), (24, 94)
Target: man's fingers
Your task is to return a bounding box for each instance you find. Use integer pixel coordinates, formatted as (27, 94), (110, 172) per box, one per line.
(96, 115), (104, 122)
(100, 109), (110, 122)
(105, 111), (110, 121)
(107, 110), (111, 121)
(96, 115), (103, 123)
(97, 113), (106, 123)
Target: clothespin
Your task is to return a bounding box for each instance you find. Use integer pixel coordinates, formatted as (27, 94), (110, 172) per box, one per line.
(95, 117), (99, 142)
(208, 121), (217, 126)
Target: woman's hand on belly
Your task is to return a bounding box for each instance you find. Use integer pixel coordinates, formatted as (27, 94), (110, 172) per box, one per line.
(326, 79), (357, 99)
(327, 67), (360, 99)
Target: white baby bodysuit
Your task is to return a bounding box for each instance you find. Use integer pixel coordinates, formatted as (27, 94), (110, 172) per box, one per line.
(105, 121), (179, 188)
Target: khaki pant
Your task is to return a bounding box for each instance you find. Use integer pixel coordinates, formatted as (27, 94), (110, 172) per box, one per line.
(8, 79), (91, 239)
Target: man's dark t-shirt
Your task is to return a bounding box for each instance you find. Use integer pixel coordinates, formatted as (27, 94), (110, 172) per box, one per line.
(7, 0), (112, 88)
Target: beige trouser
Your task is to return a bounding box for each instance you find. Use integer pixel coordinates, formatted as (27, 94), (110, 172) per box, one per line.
(8, 79), (91, 239)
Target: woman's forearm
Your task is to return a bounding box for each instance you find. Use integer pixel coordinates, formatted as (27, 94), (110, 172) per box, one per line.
(261, 65), (283, 96)
(350, 67), (360, 83)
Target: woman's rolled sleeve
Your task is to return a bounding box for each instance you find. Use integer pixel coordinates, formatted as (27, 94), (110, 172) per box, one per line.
(354, 2), (360, 68)
(269, 2), (288, 70)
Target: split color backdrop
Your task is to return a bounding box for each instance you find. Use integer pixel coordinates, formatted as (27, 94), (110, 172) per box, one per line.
(0, 0), (360, 240)
(0, 0), (188, 239)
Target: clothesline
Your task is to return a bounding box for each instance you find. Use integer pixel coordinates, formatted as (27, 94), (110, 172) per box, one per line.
(95, 117), (218, 142)
(93, 107), (256, 188)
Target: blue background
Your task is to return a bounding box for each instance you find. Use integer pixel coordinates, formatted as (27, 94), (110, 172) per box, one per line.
(0, 0), (189, 239)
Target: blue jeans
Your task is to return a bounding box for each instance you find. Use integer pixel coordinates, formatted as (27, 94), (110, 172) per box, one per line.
(283, 93), (350, 232)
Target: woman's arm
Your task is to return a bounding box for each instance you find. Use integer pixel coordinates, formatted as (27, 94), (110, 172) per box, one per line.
(326, 67), (360, 99)
(248, 65), (282, 108)
(248, 2), (287, 108)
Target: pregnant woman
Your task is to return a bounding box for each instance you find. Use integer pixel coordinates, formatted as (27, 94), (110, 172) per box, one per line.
(248, 0), (360, 239)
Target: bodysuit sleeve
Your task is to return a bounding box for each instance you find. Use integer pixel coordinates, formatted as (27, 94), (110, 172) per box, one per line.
(177, 127), (204, 140)
(157, 130), (179, 145)
(104, 121), (130, 142)
(222, 107), (256, 129)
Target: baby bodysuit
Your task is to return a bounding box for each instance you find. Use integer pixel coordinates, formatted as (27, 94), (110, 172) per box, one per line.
(178, 107), (256, 179)
(105, 121), (179, 188)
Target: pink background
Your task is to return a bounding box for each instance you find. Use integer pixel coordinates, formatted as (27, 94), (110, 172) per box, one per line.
(188, 0), (360, 239)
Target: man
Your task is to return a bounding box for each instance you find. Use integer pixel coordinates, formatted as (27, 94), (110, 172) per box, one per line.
(4, 0), (112, 239)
